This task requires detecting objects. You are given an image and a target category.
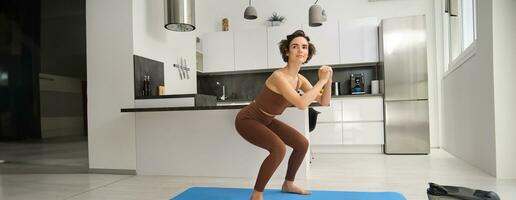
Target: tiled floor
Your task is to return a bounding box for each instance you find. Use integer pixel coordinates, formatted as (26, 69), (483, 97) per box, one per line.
(0, 137), (88, 174)
(1, 139), (515, 200)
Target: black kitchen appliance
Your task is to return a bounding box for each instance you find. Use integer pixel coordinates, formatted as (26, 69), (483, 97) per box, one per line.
(350, 73), (365, 95)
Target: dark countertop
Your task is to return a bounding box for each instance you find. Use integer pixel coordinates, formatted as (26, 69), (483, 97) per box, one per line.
(121, 102), (323, 113)
(123, 94), (382, 113)
(135, 94), (216, 99)
(216, 94), (384, 103)
(331, 94), (384, 98)
(135, 93), (383, 101)
(121, 105), (246, 112)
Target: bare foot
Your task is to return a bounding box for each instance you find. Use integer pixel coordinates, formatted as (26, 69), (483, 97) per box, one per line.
(250, 190), (263, 200)
(281, 180), (311, 195)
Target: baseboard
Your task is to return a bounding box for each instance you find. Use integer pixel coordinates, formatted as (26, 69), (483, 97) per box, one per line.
(89, 168), (136, 175)
(311, 144), (383, 154)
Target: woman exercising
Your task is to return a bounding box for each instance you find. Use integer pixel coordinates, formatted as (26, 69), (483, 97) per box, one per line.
(234, 30), (332, 200)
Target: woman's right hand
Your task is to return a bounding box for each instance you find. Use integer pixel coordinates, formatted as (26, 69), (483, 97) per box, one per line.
(318, 66), (331, 83)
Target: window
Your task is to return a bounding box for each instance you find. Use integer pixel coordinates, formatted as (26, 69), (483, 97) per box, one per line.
(444, 0), (477, 72)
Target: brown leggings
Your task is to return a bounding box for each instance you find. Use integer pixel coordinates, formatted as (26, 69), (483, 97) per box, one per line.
(235, 102), (309, 192)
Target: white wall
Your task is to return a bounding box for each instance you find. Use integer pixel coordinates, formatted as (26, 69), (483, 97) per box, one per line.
(196, 0), (429, 33)
(86, 0), (136, 170)
(195, 0), (441, 147)
(441, 0), (497, 176)
(86, 0), (199, 171)
(433, 0), (445, 148)
(440, 0), (516, 179)
(133, 0), (197, 95)
(493, 0), (516, 179)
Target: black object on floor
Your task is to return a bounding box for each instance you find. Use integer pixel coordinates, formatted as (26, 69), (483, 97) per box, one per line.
(308, 107), (321, 132)
(427, 182), (500, 200)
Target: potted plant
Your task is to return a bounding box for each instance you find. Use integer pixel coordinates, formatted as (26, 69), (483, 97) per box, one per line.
(267, 12), (286, 26)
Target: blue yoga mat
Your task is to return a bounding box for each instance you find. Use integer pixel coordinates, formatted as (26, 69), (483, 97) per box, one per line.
(171, 187), (406, 200)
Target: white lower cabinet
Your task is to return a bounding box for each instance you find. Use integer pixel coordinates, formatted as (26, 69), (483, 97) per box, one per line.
(310, 123), (342, 145)
(314, 101), (342, 122)
(341, 97), (383, 121)
(342, 122), (384, 145)
(310, 97), (385, 152)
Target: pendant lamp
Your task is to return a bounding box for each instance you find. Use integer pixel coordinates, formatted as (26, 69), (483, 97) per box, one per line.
(309, 0), (327, 27)
(244, 0), (258, 20)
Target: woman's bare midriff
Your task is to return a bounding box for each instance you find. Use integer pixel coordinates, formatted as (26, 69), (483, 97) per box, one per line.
(258, 107), (276, 117)
(252, 100), (277, 117)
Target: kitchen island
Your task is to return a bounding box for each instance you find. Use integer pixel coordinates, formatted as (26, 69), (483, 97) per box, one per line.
(121, 105), (310, 179)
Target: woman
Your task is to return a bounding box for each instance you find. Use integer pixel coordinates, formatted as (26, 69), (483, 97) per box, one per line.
(234, 30), (332, 200)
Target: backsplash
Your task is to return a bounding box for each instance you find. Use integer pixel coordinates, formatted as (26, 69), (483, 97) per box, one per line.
(198, 64), (379, 101)
(134, 55), (165, 99)
(198, 72), (272, 100)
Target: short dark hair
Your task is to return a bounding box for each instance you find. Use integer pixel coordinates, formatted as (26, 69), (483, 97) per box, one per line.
(278, 30), (316, 64)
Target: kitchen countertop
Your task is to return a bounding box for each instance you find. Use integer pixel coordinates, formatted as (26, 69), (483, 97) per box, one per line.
(216, 94), (384, 103)
(121, 105), (246, 112)
(123, 94), (383, 112)
(135, 94), (196, 99)
(135, 93), (383, 101)
(121, 102), (323, 112)
(331, 94), (384, 98)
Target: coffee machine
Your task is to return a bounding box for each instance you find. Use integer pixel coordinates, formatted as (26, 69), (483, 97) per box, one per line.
(350, 73), (365, 95)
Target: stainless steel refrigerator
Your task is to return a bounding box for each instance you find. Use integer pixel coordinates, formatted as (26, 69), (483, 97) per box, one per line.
(379, 15), (430, 154)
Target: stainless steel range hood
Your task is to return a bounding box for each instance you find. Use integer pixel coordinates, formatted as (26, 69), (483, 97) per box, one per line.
(164, 0), (196, 32)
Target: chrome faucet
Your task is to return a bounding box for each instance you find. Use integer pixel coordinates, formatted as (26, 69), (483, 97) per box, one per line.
(216, 81), (226, 100)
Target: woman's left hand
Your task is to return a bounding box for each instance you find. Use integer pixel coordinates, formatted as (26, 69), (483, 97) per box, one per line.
(320, 65), (333, 81)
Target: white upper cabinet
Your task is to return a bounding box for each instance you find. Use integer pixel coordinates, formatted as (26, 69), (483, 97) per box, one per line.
(201, 17), (380, 73)
(302, 21), (340, 67)
(339, 17), (379, 64)
(267, 25), (302, 69)
(234, 28), (268, 71)
(202, 31), (235, 72)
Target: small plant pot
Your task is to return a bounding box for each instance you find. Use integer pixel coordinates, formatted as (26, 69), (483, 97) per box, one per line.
(270, 21), (281, 26)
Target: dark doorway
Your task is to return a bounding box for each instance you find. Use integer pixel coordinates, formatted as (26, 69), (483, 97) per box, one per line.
(0, 0), (88, 173)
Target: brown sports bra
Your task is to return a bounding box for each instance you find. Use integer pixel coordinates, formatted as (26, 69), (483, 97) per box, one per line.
(254, 76), (301, 116)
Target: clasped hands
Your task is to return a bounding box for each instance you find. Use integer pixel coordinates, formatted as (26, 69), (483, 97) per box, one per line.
(318, 65), (333, 84)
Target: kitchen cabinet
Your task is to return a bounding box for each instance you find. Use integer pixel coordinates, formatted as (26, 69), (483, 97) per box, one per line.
(310, 96), (384, 147)
(310, 123), (343, 145)
(341, 96), (383, 121)
(342, 122), (384, 145)
(202, 31), (235, 72)
(201, 17), (379, 73)
(314, 100), (342, 122)
(267, 25), (302, 69)
(234, 28), (268, 71)
(339, 17), (379, 64)
(302, 21), (340, 67)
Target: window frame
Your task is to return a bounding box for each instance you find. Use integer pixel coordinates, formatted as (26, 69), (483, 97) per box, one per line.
(443, 0), (478, 77)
